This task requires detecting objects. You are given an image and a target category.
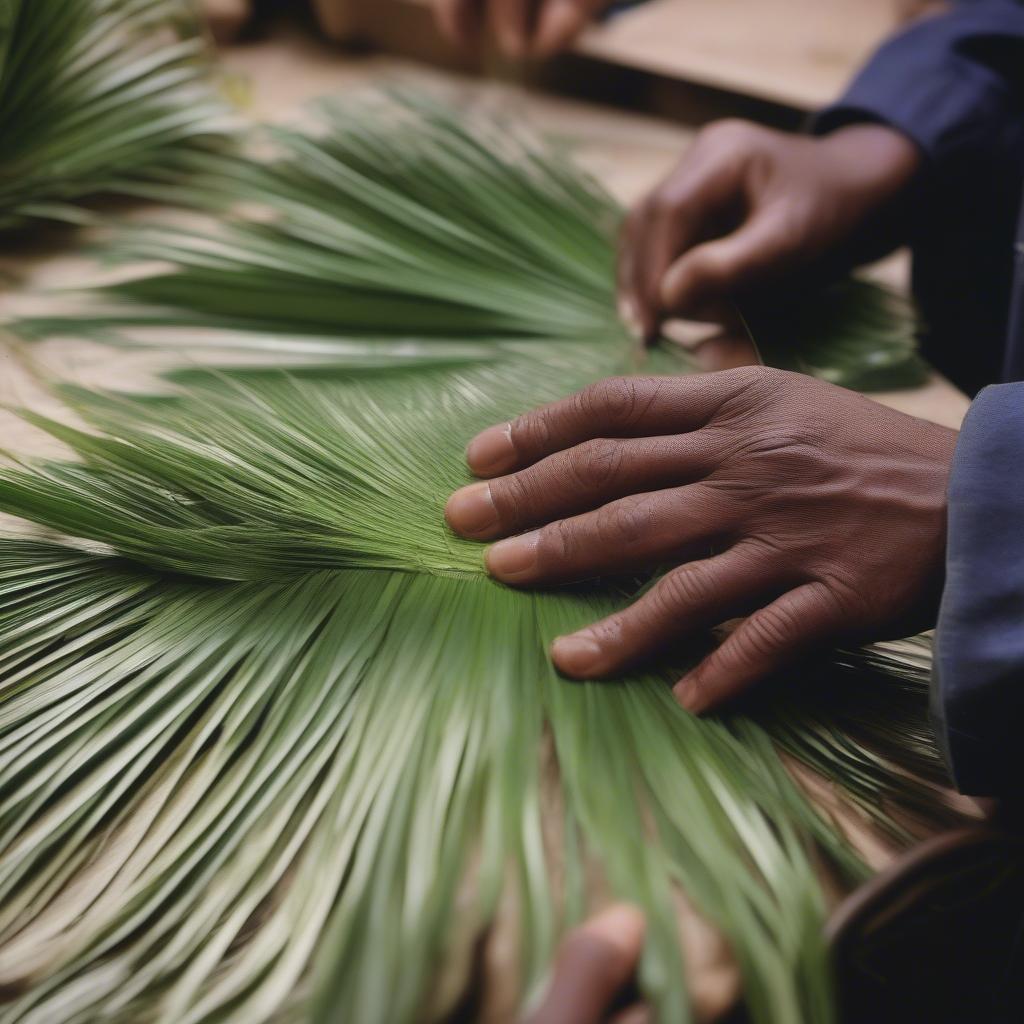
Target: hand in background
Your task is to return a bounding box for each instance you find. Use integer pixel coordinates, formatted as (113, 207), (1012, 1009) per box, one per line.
(432, 0), (604, 59)
(447, 367), (956, 712)
(201, 0), (252, 43)
(525, 905), (648, 1024)
(619, 122), (921, 341)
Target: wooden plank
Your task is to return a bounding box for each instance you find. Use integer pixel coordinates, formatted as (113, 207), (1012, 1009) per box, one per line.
(344, 0), (905, 111)
(573, 0), (901, 111)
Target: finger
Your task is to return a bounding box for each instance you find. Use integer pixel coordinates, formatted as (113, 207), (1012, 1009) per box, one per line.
(610, 1007), (653, 1024)
(549, 544), (784, 679)
(660, 205), (795, 318)
(203, 0), (251, 44)
(490, 0), (536, 56)
(485, 483), (735, 586)
(433, 0), (482, 45)
(465, 371), (753, 477)
(620, 150), (747, 341)
(447, 433), (720, 540)
(525, 904), (646, 1024)
(532, 0), (591, 56)
(674, 581), (844, 713)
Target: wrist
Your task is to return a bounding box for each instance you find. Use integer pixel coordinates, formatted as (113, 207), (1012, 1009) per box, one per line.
(821, 123), (922, 204)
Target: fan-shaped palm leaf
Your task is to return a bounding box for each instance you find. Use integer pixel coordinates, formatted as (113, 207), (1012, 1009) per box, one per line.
(0, 94), (954, 1024)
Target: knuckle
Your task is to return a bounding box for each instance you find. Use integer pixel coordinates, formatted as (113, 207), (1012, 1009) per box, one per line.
(810, 576), (858, 618)
(741, 607), (797, 658)
(718, 365), (791, 411)
(657, 565), (714, 615)
(582, 376), (660, 430)
(741, 598), (811, 659)
(511, 406), (553, 454)
(569, 438), (625, 490)
(595, 494), (653, 547)
(539, 518), (578, 566)
(491, 471), (536, 530)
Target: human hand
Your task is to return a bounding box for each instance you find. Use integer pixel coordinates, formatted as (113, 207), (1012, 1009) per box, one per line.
(201, 0), (251, 43)
(525, 904), (648, 1024)
(619, 122), (921, 341)
(432, 0), (604, 58)
(446, 367), (956, 711)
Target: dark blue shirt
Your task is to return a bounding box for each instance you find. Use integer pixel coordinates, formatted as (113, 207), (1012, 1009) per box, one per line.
(816, 1), (1024, 793)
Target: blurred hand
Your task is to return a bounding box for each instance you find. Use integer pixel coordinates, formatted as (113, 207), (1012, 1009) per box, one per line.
(619, 121), (921, 341)
(525, 904), (648, 1024)
(446, 367), (956, 711)
(201, 0), (252, 43)
(432, 0), (604, 58)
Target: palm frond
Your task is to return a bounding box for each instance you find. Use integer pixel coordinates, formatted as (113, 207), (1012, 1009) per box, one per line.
(0, 94), (955, 1024)
(12, 93), (923, 390)
(0, 0), (231, 227)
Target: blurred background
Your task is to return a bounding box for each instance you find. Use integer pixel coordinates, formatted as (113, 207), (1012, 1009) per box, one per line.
(202, 0), (947, 121)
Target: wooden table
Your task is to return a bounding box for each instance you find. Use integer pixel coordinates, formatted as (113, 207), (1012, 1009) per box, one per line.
(310, 0), (928, 111)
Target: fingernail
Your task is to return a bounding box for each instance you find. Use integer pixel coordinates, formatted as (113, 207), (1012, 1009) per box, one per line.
(673, 677), (704, 714)
(486, 531), (539, 581)
(618, 296), (642, 339)
(550, 633), (603, 677)
(445, 482), (498, 538)
(586, 903), (647, 955)
(466, 423), (515, 476)
(660, 318), (716, 350)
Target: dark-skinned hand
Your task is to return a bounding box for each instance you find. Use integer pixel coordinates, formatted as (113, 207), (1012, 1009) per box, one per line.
(432, 0), (605, 58)
(619, 121), (921, 341)
(524, 904), (649, 1024)
(446, 368), (957, 712)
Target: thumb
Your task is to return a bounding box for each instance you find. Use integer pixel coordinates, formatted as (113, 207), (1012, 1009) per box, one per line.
(659, 205), (795, 319)
(525, 903), (646, 1024)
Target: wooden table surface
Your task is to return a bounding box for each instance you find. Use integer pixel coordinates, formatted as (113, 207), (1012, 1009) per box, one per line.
(317, 0), (920, 111)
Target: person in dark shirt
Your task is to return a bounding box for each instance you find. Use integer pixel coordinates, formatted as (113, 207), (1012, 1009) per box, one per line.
(439, 4), (1024, 1018)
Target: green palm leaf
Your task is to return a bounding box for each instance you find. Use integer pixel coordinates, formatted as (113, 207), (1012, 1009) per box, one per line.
(13, 93), (924, 390)
(0, 94), (953, 1024)
(0, 0), (230, 227)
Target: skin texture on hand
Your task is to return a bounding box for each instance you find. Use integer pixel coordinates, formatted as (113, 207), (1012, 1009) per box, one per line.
(446, 367), (957, 712)
(618, 121), (922, 341)
(524, 904), (648, 1024)
(432, 0), (604, 58)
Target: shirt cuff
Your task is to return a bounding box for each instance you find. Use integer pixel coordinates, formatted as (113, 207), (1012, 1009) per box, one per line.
(933, 383), (1024, 794)
(811, 3), (1024, 168)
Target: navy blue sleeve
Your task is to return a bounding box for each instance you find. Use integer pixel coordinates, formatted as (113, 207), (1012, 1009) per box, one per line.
(933, 383), (1024, 794)
(813, 1), (1024, 166)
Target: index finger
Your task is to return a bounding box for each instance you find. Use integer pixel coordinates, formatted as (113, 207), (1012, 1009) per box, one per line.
(617, 142), (748, 342)
(466, 370), (752, 476)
